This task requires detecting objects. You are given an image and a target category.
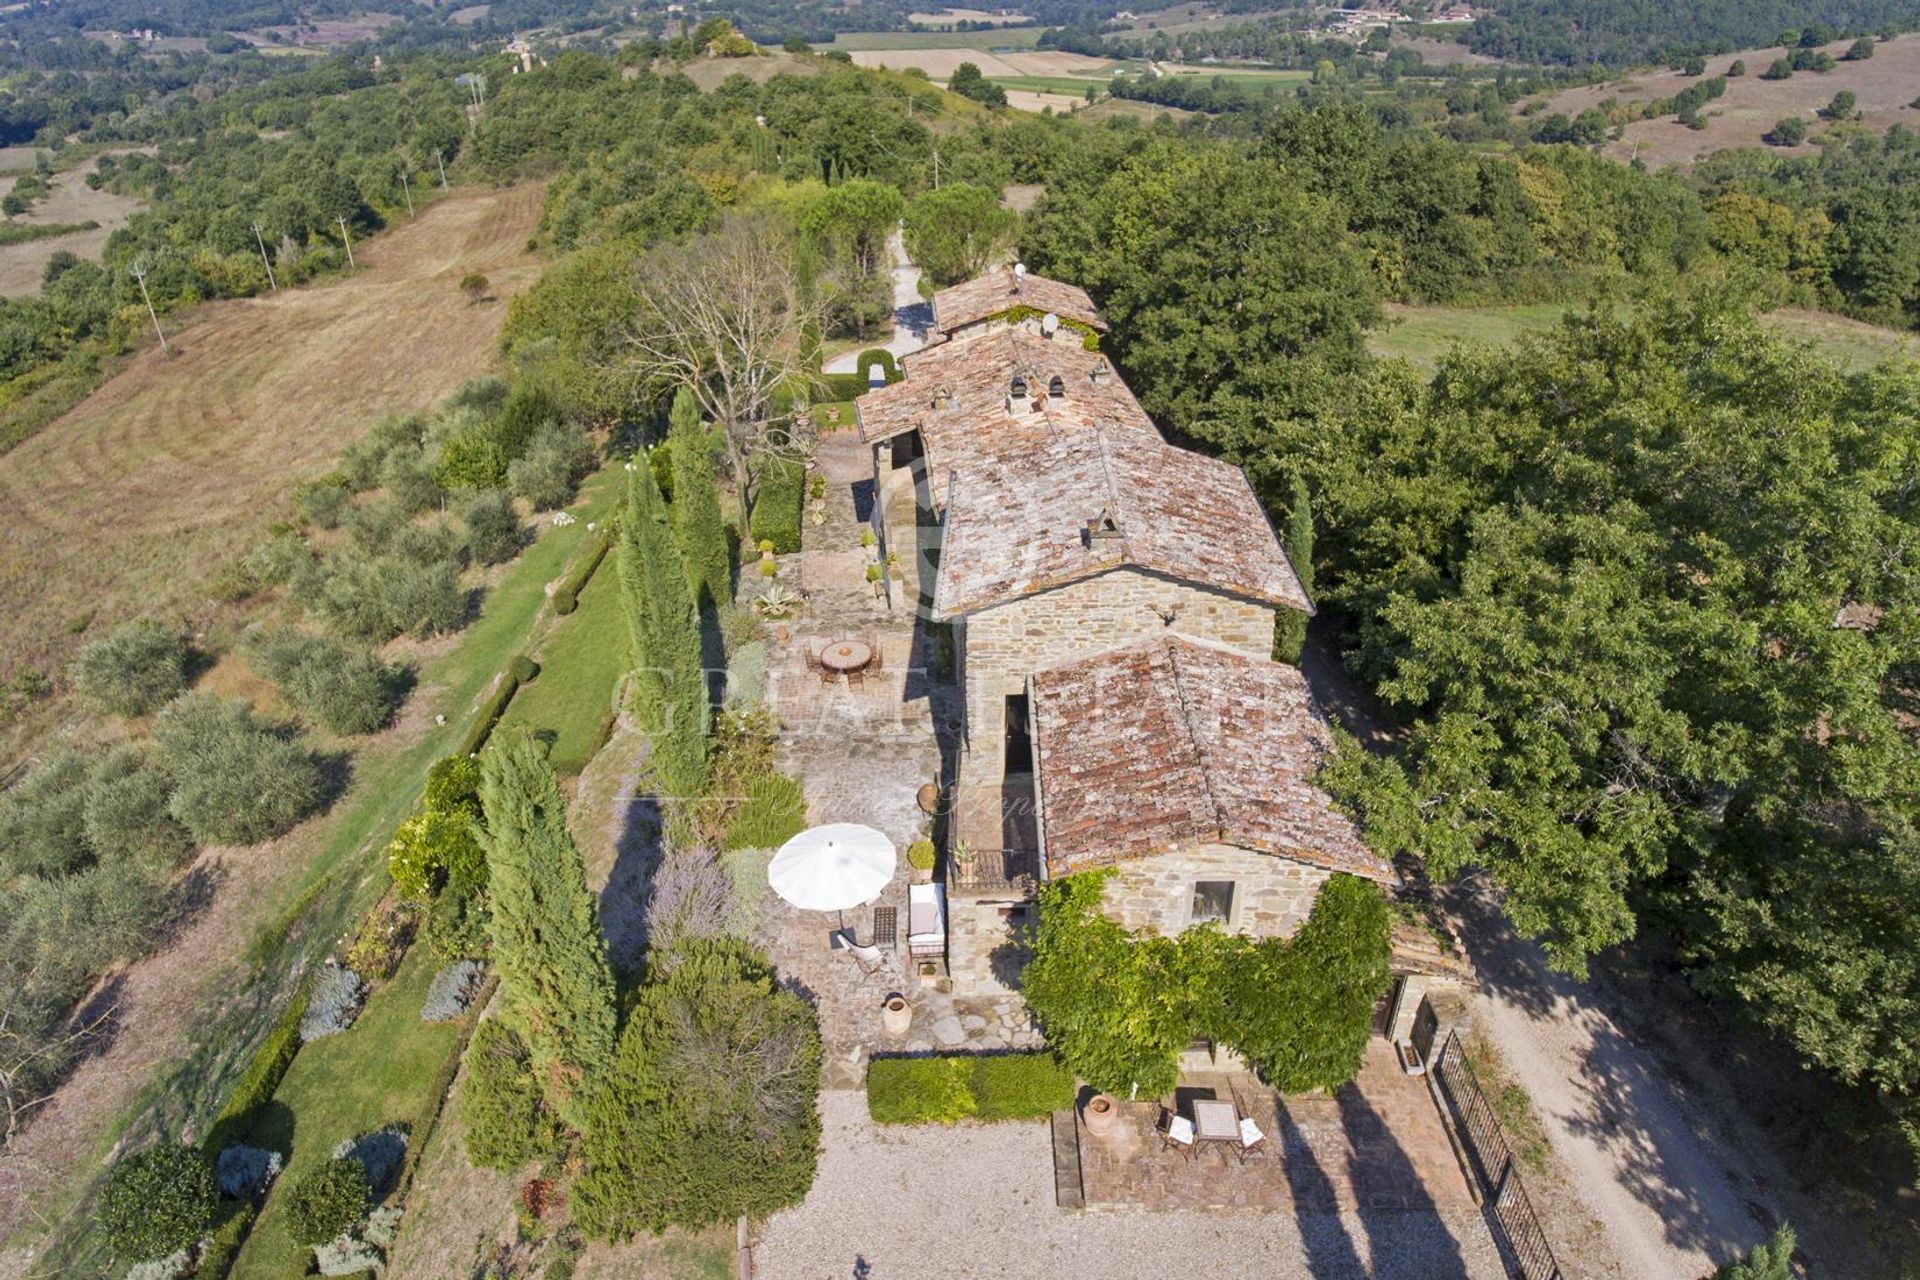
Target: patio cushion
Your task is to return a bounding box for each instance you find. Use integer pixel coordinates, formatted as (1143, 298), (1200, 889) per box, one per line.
(908, 882), (946, 939)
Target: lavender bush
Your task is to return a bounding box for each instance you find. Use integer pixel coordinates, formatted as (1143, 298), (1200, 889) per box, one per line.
(299, 964), (366, 1041)
(420, 959), (485, 1022)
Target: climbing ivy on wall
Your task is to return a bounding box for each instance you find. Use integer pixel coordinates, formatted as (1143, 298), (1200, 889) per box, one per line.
(1023, 869), (1391, 1097)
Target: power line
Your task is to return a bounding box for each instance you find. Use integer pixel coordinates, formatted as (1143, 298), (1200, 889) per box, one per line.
(129, 258), (166, 354)
(250, 220), (277, 292)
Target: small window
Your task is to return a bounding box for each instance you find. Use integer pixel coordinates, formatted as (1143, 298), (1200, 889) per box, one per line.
(1191, 881), (1234, 925)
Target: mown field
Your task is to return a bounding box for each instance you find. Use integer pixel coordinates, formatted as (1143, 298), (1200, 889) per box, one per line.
(1371, 302), (1920, 369)
(815, 26), (1045, 51)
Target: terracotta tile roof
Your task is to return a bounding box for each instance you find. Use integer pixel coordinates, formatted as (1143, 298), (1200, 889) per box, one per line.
(856, 327), (1157, 502)
(1029, 635), (1390, 883)
(931, 268), (1107, 336)
(932, 425), (1311, 618)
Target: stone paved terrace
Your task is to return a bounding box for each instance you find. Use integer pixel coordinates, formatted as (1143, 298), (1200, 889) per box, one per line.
(1076, 1042), (1478, 1220)
(753, 423), (1041, 1088)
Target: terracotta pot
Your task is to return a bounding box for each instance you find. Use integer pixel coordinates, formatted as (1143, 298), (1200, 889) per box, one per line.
(773, 624), (790, 645)
(881, 993), (912, 1037)
(916, 783), (941, 814)
(1082, 1093), (1119, 1137)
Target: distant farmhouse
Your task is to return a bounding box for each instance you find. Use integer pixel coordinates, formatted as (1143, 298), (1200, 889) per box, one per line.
(856, 266), (1471, 1059)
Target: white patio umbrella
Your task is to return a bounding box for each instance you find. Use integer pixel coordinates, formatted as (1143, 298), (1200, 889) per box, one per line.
(769, 823), (896, 918)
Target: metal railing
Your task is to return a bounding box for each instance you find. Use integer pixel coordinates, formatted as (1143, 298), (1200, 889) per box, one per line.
(946, 846), (1039, 896)
(1430, 1031), (1563, 1280)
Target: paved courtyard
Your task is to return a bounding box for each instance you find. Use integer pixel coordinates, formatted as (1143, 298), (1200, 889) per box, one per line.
(752, 1090), (1506, 1280)
(1077, 1042), (1478, 1218)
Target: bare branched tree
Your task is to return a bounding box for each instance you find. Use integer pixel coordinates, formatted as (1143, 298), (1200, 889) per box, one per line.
(0, 982), (116, 1150)
(620, 213), (826, 529)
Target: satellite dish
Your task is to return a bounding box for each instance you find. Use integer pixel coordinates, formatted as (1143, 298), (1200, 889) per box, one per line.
(1013, 261), (1027, 287)
(1041, 312), (1059, 335)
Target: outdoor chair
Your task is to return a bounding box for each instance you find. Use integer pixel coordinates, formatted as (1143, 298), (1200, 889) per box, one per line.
(803, 643), (823, 674)
(1159, 1110), (1196, 1160)
(846, 665), (867, 689)
(1236, 1116), (1267, 1164)
(834, 929), (886, 976)
(871, 905), (898, 950)
(907, 882), (946, 959)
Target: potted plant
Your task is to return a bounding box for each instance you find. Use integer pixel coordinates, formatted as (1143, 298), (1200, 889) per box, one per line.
(859, 529), (876, 549)
(758, 538), (776, 561)
(885, 550), (901, 580)
(906, 838), (936, 884)
(865, 563), (883, 594)
(1082, 1093), (1119, 1137)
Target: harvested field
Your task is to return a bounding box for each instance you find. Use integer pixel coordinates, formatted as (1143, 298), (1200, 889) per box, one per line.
(1539, 33), (1920, 167)
(1392, 34), (1501, 66)
(241, 13), (400, 46)
(997, 49), (1112, 75)
(909, 8), (1033, 23)
(675, 50), (819, 88)
(0, 183), (545, 765)
(0, 154), (148, 296)
(819, 26), (1045, 50)
(850, 46), (1024, 76)
(1004, 88), (1089, 113)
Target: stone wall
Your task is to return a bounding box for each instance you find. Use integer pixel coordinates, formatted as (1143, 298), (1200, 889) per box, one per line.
(1098, 843), (1332, 941)
(948, 893), (1032, 994)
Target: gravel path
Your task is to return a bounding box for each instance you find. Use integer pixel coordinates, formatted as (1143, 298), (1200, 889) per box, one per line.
(753, 1092), (1506, 1280)
(822, 227), (930, 374)
(1447, 882), (1774, 1278)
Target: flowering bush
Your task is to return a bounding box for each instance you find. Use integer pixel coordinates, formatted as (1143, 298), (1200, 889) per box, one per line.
(300, 964), (366, 1041)
(214, 1143), (284, 1200)
(422, 959), (486, 1022)
(124, 1251), (190, 1280)
(315, 1232), (383, 1277)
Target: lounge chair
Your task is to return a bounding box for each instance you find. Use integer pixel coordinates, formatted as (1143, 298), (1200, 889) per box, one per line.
(834, 929), (886, 975)
(907, 882), (946, 959)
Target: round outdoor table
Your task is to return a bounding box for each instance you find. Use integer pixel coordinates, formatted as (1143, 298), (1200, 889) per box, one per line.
(820, 640), (873, 673)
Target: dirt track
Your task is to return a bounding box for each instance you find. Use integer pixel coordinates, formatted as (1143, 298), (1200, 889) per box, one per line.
(0, 183), (545, 763)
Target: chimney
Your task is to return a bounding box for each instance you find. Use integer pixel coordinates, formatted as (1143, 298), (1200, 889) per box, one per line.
(1088, 360), (1110, 387)
(1048, 374), (1066, 399)
(1007, 374), (1028, 411)
(932, 386), (950, 412)
(1088, 502), (1123, 542)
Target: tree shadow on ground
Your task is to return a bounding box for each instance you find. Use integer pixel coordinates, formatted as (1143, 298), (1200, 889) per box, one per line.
(599, 790), (662, 983)
(1338, 1084), (1470, 1280)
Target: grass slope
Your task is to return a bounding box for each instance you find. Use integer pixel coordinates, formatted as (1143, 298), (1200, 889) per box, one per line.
(494, 541), (631, 775)
(25, 465), (621, 1275)
(816, 26), (1045, 49)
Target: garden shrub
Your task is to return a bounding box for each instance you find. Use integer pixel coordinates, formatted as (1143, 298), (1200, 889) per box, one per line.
(343, 497), (408, 555)
(152, 694), (324, 845)
(299, 963), (367, 1041)
(99, 1142), (216, 1263)
(243, 627), (405, 735)
(343, 899), (418, 981)
(748, 452), (804, 555)
(572, 938), (821, 1238)
(721, 770), (806, 851)
(452, 658), (534, 758)
(460, 1018), (560, 1172)
(214, 1144), (284, 1200)
(70, 619), (191, 717)
(867, 1057), (974, 1125)
(334, 1124), (409, 1195)
(1716, 1225), (1796, 1280)
(124, 1251), (191, 1280)
(906, 838), (935, 872)
(388, 807), (470, 901)
(285, 1157), (369, 1246)
(867, 1054), (1074, 1124)
(461, 489), (523, 566)
(644, 848), (736, 959)
(83, 747), (192, 876)
(422, 959), (486, 1021)
(721, 847), (770, 936)
(363, 1204), (403, 1248)
(553, 527), (615, 616)
(436, 420), (510, 490)
(817, 371), (870, 401)
(314, 1233), (383, 1277)
(297, 548), (467, 643)
(194, 1203), (255, 1280)
(725, 639), (767, 707)
(391, 519), (467, 570)
(338, 415), (424, 491)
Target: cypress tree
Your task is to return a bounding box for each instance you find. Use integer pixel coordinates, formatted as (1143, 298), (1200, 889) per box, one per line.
(669, 388), (733, 617)
(1274, 473), (1314, 665)
(618, 455), (711, 801)
(478, 730), (618, 1125)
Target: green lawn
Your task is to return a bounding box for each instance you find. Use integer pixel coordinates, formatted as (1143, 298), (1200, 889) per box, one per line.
(228, 943), (471, 1279)
(988, 74), (1108, 94)
(31, 465), (626, 1276)
(1371, 302), (1920, 372)
(814, 26), (1045, 49)
(494, 547), (630, 774)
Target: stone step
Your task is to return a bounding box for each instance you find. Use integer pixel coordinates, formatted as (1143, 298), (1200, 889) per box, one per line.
(1051, 1109), (1086, 1210)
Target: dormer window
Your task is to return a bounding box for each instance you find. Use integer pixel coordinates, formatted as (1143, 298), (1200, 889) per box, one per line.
(1009, 375), (1027, 401)
(1048, 374), (1066, 398)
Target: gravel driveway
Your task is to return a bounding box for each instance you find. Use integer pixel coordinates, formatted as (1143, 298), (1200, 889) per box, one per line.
(753, 1092), (1506, 1280)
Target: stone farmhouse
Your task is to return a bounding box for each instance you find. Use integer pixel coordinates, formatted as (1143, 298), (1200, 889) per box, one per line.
(856, 266), (1470, 1062)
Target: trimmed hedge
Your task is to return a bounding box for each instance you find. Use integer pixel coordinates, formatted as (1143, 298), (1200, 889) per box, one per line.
(867, 1053), (1075, 1125)
(553, 527), (613, 616)
(454, 656), (539, 758)
(202, 983), (310, 1157)
(855, 348), (902, 385)
(750, 454), (805, 556)
(817, 372), (872, 402)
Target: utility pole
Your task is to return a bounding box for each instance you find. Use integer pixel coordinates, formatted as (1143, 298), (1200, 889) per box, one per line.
(399, 169), (415, 218)
(130, 259), (166, 354)
(335, 216), (355, 268)
(250, 220), (277, 291)
(434, 148), (448, 190)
